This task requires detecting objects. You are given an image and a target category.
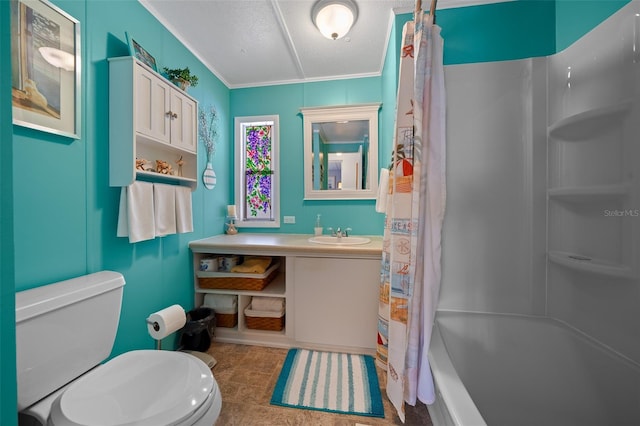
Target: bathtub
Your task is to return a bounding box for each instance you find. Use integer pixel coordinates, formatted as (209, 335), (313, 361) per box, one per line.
(427, 311), (640, 426)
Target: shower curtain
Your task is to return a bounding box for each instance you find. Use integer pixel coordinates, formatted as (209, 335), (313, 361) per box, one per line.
(376, 11), (445, 422)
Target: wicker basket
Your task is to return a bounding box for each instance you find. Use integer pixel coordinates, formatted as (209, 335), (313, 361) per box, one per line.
(198, 262), (279, 290)
(215, 311), (238, 328)
(244, 304), (285, 331)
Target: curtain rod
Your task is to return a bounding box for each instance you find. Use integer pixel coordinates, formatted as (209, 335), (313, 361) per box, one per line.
(415, 0), (438, 23)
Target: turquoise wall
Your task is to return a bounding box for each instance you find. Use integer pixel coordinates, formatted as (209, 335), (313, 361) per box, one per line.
(438, 0), (556, 64)
(556, 0), (631, 51)
(1, 0), (17, 423)
(0, 1), (629, 425)
(230, 78), (388, 235)
(4, 1), (231, 423)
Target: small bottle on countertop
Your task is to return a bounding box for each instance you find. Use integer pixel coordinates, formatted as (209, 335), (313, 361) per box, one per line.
(314, 214), (323, 236)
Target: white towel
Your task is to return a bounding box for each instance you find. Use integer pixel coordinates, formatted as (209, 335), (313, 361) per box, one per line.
(251, 296), (284, 312)
(375, 168), (389, 213)
(175, 186), (193, 233)
(116, 181), (155, 243)
(203, 294), (237, 312)
(153, 183), (176, 237)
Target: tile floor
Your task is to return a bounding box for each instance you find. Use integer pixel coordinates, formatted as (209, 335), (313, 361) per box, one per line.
(205, 342), (433, 426)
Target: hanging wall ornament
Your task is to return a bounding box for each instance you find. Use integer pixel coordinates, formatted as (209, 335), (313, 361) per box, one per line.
(203, 153), (217, 190)
(199, 105), (219, 190)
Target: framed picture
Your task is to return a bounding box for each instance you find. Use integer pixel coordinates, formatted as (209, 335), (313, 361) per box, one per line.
(125, 32), (157, 72)
(10, 0), (81, 139)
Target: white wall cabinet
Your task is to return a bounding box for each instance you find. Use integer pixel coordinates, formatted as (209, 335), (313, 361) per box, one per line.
(168, 90), (197, 152)
(135, 64), (171, 144)
(109, 56), (198, 189)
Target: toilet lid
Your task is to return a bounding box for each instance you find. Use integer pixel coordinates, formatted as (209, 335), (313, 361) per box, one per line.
(50, 350), (214, 426)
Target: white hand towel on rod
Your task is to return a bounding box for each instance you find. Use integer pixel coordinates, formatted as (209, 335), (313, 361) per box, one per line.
(153, 183), (177, 237)
(175, 186), (193, 233)
(116, 181), (155, 243)
(375, 168), (390, 213)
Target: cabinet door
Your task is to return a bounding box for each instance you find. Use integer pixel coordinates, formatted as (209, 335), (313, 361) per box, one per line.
(293, 257), (380, 350)
(170, 90), (197, 152)
(135, 65), (170, 144)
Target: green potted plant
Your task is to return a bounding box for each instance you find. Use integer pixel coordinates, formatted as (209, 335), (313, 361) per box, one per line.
(162, 66), (199, 91)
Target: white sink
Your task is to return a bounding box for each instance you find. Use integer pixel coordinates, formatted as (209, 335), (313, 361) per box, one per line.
(308, 236), (371, 245)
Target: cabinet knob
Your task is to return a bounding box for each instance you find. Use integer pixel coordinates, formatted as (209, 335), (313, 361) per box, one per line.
(166, 111), (178, 119)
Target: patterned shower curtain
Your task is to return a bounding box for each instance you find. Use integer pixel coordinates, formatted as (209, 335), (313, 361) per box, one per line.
(376, 11), (445, 422)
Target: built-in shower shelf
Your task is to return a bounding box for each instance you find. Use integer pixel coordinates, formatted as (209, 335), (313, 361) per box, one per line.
(548, 101), (632, 141)
(547, 183), (630, 202)
(548, 251), (633, 279)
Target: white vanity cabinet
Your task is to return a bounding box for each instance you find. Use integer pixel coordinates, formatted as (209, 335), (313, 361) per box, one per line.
(109, 56), (198, 189)
(191, 253), (291, 348)
(189, 233), (383, 354)
(291, 257), (380, 351)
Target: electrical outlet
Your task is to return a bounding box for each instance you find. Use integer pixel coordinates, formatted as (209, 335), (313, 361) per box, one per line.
(283, 216), (296, 224)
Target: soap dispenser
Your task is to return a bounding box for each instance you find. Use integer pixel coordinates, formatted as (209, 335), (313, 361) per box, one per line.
(314, 214), (323, 236)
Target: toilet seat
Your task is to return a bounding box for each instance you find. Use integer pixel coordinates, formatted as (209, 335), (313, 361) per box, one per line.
(48, 350), (215, 426)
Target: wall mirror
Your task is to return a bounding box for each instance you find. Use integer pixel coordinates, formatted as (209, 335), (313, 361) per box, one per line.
(301, 103), (381, 200)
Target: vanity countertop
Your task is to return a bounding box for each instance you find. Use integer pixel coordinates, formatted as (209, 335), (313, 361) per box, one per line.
(189, 233), (383, 258)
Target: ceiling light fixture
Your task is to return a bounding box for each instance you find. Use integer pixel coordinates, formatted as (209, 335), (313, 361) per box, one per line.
(312, 0), (358, 40)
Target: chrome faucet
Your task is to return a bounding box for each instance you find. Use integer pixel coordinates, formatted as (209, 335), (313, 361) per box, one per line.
(328, 227), (351, 238)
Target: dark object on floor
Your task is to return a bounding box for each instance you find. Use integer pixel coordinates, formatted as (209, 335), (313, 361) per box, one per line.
(181, 307), (216, 351)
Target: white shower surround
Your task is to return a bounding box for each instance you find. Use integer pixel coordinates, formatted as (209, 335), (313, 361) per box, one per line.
(431, 1), (640, 424)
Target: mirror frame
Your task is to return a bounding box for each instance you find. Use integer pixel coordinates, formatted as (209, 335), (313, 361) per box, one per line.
(301, 103), (381, 200)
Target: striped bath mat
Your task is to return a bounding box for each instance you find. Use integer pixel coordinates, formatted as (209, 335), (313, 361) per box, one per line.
(270, 348), (384, 418)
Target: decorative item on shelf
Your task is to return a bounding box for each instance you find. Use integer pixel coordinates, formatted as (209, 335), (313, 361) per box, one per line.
(176, 155), (184, 177)
(226, 204), (238, 235)
(155, 159), (173, 175)
(199, 105), (219, 190)
(126, 32), (157, 71)
(226, 220), (238, 235)
(135, 158), (150, 171)
(162, 66), (198, 91)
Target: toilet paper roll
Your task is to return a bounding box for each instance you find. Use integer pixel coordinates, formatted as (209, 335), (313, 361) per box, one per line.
(147, 304), (186, 340)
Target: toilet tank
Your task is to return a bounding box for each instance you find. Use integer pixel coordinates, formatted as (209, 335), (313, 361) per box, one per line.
(15, 271), (125, 410)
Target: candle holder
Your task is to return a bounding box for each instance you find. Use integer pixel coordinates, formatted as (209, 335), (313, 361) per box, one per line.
(226, 216), (238, 235)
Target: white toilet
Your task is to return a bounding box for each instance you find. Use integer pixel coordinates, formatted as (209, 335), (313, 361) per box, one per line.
(16, 271), (222, 426)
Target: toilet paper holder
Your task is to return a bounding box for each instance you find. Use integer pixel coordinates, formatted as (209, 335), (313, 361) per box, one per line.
(146, 318), (160, 332)
(145, 304), (186, 350)
(146, 318), (163, 350)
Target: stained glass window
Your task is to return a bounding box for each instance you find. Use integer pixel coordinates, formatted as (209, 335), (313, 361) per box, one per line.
(234, 116), (280, 227)
(244, 124), (273, 220)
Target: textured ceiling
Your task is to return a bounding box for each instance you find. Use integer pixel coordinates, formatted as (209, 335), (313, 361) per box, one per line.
(139, 0), (502, 88)
(140, 0), (415, 88)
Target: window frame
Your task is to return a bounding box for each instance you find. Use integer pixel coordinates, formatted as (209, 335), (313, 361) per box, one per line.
(234, 115), (280, 228)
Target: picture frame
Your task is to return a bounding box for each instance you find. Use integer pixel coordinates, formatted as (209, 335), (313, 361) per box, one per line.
(125, 32), (157, 72)
(10, 0), (81, 139)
